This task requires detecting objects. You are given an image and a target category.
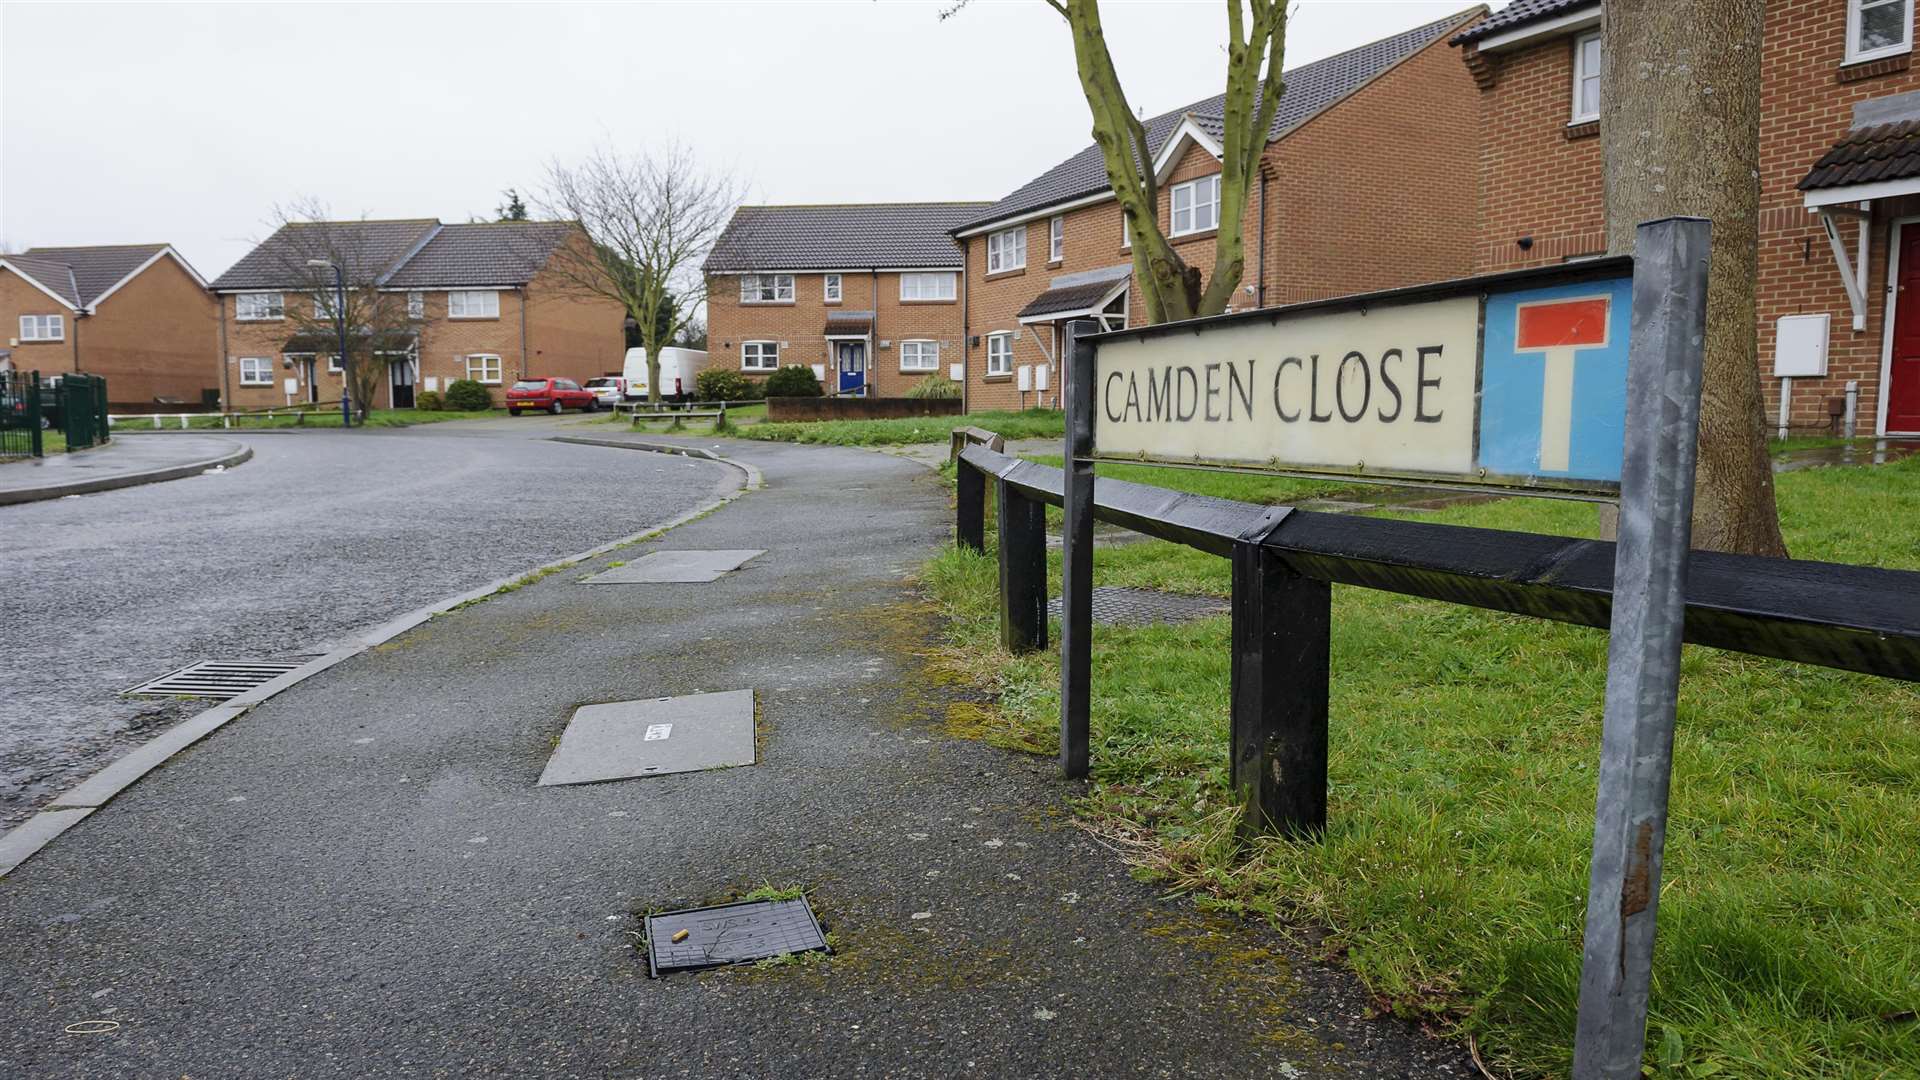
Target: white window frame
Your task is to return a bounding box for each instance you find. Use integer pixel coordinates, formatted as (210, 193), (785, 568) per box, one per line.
(741, 340), (780, 372)
(987, 225), (1027, 273)
(407, 291), (425, 319)
(464, 353), (503, 384)
(899, 340), (940, 372)
(986, 332), (1013, 376)
(899, 272), (957, 302)
(1170, 175), (1221, 237)
(739, 274), (794, 304)
(1849, 0), (1914, 64)
(823, 273), (842, 303)
(238, 357), (274, 386)
(235, 292), (283, 321)
(18, 314), (63, 341)
(1571, 29), (1603, 123)
(312, 292), (332, 319)
(327, 353), (343, 374)
(1049, 215), (1065, 262)
(447, 290), (500, 319)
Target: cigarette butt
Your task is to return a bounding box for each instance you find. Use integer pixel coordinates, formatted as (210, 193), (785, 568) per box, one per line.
(671, 929), (690, 943)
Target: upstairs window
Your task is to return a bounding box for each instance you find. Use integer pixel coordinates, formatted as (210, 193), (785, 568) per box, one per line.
(312, 292), (332, 319)
(235, 292), (283, 321)
(1850, 0), (1913, 64)
(987, 225), (1026, 273)
(407, 291), (425, 319)
(1572, 30), (1603, 123)
(1170, 175), (1221, 236)
(823, 273), (842, 302)
(448, 290), (499, 318)
(900, 272), (956, 301)
(1049, 215), (1065, 262)
(18, 314), (63, 341)
(739, 274), (794, 303)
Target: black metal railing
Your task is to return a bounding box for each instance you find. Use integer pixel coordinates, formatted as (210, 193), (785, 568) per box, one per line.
(0, 370), (44, 459)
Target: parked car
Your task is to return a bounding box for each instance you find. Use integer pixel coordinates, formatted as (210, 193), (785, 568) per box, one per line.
(582, 376), (628, 408)
(506, 377), (597, 415)
(623, 346), (706, 402)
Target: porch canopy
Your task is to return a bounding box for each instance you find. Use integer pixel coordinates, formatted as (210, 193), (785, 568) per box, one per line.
(824, 310), (874, 339)
(1798, 98), (1920, 330)
(1017, 263), (1131, 326)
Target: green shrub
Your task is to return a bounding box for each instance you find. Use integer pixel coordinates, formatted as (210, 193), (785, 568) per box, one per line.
(444, 379), (492, 411)
(905, 374), (961, 400)
(413, 390), (444, 412)
(695, 368), (757, 401)
(764, 364), (823, 398)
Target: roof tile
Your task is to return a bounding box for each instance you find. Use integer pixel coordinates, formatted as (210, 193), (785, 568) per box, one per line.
(11, 244), (175, 307)
(703, 202), (992, 273)
(1450, 0), (1592, 46)
(1798, 119), (1920, 191)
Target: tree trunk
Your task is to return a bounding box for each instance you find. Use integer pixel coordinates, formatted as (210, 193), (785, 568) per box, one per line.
(646, 343), (662, 406)
(1603, 0), (1787, 556)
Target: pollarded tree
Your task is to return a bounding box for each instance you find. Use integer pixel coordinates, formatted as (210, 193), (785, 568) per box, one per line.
(1602, 0), (1787, 557)
(537, 144), (744, 404)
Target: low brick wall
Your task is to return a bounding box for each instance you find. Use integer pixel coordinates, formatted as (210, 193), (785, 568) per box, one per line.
(766, 397), (963, 422)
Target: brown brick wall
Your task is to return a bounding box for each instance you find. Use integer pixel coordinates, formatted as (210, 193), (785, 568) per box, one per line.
(74, 254), (222, 408)
(0, 268), (80, 376)
(705, 269), (965, 399)
(1468, 34), (1606, 273)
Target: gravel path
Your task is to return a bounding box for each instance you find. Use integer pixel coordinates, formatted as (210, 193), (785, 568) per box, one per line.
(0, 417), (731, 827)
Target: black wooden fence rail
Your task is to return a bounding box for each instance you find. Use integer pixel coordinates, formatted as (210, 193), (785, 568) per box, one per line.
(955, 444), (1920, 834)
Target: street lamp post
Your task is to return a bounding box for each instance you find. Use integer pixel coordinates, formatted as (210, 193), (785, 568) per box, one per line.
(307, 259), (351, 428)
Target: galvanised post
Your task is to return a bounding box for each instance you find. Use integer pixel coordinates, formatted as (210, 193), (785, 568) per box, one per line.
(1059, 318), (1100, 779)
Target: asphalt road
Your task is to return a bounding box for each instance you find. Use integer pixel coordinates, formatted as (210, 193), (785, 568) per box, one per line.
(0, 432), (1472, 1078)
(0, 417), (732, 828)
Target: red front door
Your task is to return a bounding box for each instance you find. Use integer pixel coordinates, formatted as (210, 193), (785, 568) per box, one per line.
(1887, 224), (1920, 432)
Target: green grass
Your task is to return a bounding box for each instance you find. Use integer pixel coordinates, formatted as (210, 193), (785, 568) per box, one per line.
(1021, 453), (1355, 506)
(740, 408), (1064, 447)
(112, 408), (501, 431)
(922, 455), (1920, 1078)
(620, 401), (767, 434)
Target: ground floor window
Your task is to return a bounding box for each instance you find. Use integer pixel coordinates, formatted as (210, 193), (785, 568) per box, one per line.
(239, 357), (274, 386)
(986, 333), (1013, 376)
(742, 341), (780, 371)
(899, 340), (939, 372)
(465, 354), (503, 384)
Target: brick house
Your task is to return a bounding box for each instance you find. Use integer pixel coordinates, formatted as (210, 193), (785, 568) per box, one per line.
(950, 7), (1488, 412)
(703, 203), (991, 398)
(0, 244), (219, 409)
(211, 219), (626, 410)
(1453, 0), (1920, 437)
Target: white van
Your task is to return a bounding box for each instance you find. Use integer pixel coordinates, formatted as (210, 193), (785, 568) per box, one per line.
(622, 347), (707, 402)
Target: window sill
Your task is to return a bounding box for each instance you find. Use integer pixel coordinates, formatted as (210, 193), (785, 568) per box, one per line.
(985, 267), (1026, 281)
(238, 382), (273, 388)
(235, 317), (285, 323)
(1047, 259), (1064, 269)
(824, 299), (841, 306)
(1839, 51), (1912, 83)
(741, 367), (779, 374)
(19, 339), (64, 344)
(983, 373), (1013, 382)
(1565, 119), (1600, 141)
(900, 368), (940, 376)
(1170, 228), (1218, 245)
(740, 300), (796, 307)
(448, 315), (501, 321)
(899, 298), (957, 304)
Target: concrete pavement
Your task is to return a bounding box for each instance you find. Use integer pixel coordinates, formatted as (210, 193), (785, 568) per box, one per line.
(0, 432), (1471, 1078)
(0, 433), (251, 505)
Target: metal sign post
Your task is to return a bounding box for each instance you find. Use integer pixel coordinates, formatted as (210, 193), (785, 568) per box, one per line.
(1571, 217), (1711, 1076)
(1060, 319), (1100, 779)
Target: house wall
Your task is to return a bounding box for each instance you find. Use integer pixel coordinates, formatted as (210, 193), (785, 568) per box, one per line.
(74, 255), (221, 409)
(523, 269), (628, 389)
(1461, 0), (1920, 434)
(704, 269), (966, 399)
(0, 268), (80, 376)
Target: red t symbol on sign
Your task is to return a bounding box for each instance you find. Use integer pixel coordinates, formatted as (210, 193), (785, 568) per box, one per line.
(1514, 297), (1611, 472)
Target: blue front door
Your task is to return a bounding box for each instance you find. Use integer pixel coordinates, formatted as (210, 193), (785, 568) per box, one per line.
(836, 341), (867, 395)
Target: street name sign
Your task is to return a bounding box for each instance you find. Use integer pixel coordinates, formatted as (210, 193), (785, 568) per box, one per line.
(1088, 258), (1634, 494)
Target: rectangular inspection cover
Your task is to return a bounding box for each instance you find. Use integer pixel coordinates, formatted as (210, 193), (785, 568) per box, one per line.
(538, 689), (755, 786)
(646, 898), (829, 976)
(583, 550), (764, 584)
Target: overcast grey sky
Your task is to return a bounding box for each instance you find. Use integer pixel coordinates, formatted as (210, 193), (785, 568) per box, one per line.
(0, 1), (1489, 277)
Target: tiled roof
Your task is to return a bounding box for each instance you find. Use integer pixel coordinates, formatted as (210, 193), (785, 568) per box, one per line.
(824, 310), (876, 335)
(1799, 120), (1920, 191)
(4, 254), (83, 307)
(956, 8), (1484, 234)
(1018, 263), (1133, 320)
(16, 244), (175, 307)
(382, 222), (578, 287)
(210, 219), (440, 290)
(703, 202), (992, 273)
(1450, 0), (1592, 45)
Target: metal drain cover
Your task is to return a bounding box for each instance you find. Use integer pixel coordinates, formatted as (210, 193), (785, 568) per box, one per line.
(583, 550), (765, 584)
(538, 689), (755, 786)
(647, 898), (829, 976)
(124, 659), (312, 700)
(1047, 586), (1229, 627)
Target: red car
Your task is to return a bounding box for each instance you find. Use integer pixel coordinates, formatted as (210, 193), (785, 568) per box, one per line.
(506, 377), (597, 416)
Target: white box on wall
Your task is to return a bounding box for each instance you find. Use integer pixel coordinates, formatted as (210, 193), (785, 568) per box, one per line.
(424, 376), (440, 392)
(1035, 366), (1050, 392)
(948, 363), (964, 382)
(1773, 313), (1830, 377)
(811, 364), (827, 382)
(1017, 365), (1032, 392)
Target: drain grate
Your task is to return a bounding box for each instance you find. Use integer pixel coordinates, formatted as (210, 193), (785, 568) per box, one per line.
(646, 898), (829, 976)
(124, 659), (312, 700)
(1047, 586), (1230, 627)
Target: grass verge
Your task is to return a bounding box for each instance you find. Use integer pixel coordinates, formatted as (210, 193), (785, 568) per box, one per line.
(110, 408), (501, 431)
(921, 455), (1920, 1077)
(740, 408), (1064, 447)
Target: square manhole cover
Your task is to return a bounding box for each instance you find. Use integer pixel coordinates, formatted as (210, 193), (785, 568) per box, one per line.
(1047, 586), (1229, 627)
(583, 550), (765, 584)
(124, 658), (314, 700)
(538, 689), (755, 786)
(646, 898), (829, 976)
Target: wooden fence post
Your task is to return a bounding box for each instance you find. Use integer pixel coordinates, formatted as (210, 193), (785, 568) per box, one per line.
(1230, 532), (1327, 837)
(997, 477), (1047, 654)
